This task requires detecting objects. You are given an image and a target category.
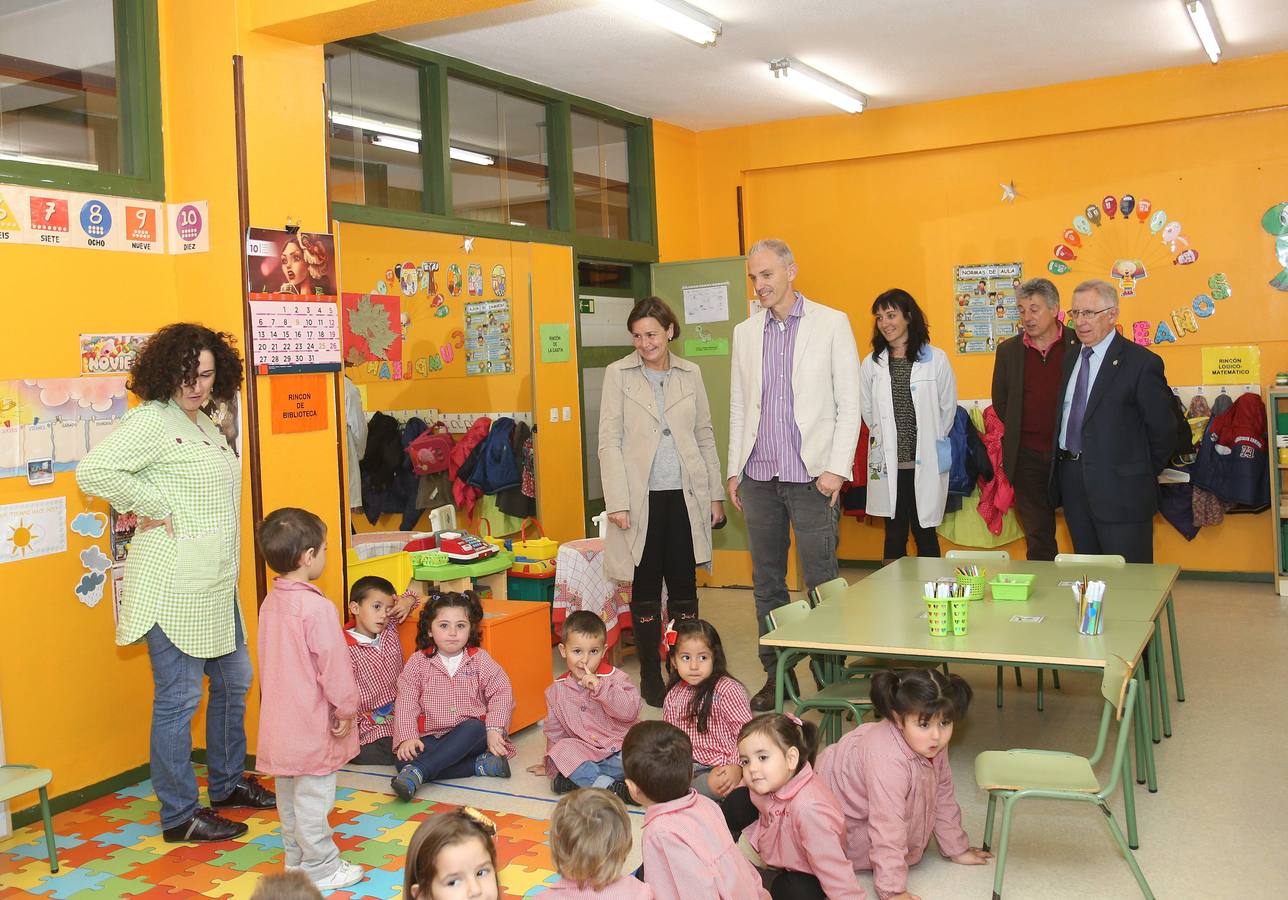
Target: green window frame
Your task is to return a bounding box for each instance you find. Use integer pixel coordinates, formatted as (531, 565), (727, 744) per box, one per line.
(327, 35), (658, 264)
(0, 0), (165, 201)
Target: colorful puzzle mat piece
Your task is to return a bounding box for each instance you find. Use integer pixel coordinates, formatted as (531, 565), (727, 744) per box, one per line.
(0, 776), (557, 898)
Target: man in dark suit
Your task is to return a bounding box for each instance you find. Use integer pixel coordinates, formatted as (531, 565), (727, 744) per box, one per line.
(992, 278), (1076, 559)
(1051, 280), (1177, 562)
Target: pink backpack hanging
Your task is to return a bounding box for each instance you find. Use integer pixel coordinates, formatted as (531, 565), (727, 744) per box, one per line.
(406, 422), (454, 475)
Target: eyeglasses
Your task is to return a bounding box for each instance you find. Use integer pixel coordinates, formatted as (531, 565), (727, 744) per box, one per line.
(1067, 306), (1116, 320)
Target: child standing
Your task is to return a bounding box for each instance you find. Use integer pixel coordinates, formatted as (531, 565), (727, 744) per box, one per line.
(661, 620), (751, 800)
(254, 508), (364, 893)
(816, 669), (991, 900)
(527, 611), (641, 803)
(403, 806), (500, 900)
(622, 721), (769, 900)
(727, 714), (866, 900)
(392, 591), (515, 800)
(344, 575), (418, 766)
(546, 788), (653, 897)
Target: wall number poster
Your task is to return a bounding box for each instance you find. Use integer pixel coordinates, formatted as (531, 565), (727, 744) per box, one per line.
(953, 262), (1023, 354)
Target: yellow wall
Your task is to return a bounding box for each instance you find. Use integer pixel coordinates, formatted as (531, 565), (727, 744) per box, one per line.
(653, 52), (1288, 574)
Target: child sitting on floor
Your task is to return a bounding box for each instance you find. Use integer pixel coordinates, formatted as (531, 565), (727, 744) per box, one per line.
(404, 806), (500, 900)
(816, 669), (991, 900)
(344, 575), (419, 767)
(661, 619), (752, 800)
(391, 590), (515, 800)
(724, 713), (866, 899)
(546, 788), (653, 897)
(526, 611), (641, 804)
(622, 721), (768, 900)
(254, 508), (364, 893)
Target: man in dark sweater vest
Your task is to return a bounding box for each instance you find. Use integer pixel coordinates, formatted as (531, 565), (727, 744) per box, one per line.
(991, 278), (1074, 560)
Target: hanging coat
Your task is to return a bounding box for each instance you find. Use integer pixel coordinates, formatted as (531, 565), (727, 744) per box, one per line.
(860, 344), (957, 528)
(976, 406), (1016, 536)
(449, 417), (492, 516)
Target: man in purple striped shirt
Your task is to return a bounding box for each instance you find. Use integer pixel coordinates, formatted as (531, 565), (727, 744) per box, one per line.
(728, 239), (862, 710)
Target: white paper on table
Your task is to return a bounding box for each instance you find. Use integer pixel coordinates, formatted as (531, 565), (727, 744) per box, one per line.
(53, 420), (87, 462)
(1010, 615), (1045, 624)
(682, 282), (730, 325)
(21, 422), (53, 463)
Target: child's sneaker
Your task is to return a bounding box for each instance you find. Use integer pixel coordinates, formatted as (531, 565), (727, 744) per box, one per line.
(314, 859), (364, 892)
(474, 752), (511, 778)
(610, 780), (638, 806)
(552, 773), (578, 794)
(391, 766), (423, 801)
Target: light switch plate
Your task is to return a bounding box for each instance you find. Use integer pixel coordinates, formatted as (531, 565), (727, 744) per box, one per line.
(549, 407), (559, 423)
(561, 406), (572, 421)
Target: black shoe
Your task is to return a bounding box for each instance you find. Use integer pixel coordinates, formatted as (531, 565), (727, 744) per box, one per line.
(553, 773), (578, 794)
(609, 779), (638, 806)
(640, 666), (668, 708)
(162, 807), (249, 843)
(749, 671), (799, 712)
(210, 775), (276, 810)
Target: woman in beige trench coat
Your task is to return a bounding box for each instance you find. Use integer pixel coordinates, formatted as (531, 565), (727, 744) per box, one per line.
(598, 296), (725, 706)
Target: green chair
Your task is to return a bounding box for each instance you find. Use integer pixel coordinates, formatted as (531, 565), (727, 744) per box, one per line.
(767, 600), (874, 745)
(975, 654), (1152, 899)
(945, 550), (1060, 708)
(808, 577), (882, 683)
(1054, 553), (1126, 564)
(0, 765), (58, 873)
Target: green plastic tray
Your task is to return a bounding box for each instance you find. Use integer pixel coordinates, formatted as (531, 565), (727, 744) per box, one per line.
(989, 573), (1036, 601)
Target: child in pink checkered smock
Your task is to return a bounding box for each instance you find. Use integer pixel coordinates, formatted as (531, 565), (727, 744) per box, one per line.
(342, 575), (419, 767)
(390, 591), (516, 801)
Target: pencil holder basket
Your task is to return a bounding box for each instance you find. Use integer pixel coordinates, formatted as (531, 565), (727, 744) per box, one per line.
(925, 596), (949, 636)
(955, 571), (987, 600)
(1078, 603), (1105, 636)
(949, 596), (969, 635)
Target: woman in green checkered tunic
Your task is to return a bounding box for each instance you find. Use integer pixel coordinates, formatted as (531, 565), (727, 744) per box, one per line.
(77, 323), (275, 843)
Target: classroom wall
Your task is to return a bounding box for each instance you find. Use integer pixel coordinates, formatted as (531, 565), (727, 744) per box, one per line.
(652, 51), (1288, 574)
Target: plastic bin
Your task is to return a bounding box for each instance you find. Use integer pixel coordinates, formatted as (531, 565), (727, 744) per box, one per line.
(955, 571), (987, 600)
(347, 531), (425, 594)
(989, 573), (1036, 601)
(508, 574), (556, 603)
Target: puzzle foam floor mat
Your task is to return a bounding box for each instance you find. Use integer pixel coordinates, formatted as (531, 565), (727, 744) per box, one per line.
(0, 771), (559, 898)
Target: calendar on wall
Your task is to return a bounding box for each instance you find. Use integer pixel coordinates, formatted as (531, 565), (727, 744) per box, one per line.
(248, 294), (343, 374)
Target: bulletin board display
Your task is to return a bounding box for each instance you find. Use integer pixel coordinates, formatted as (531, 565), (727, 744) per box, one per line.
(333, 223), (533, 416)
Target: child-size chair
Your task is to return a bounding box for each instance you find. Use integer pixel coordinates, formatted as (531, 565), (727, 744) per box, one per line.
(766, 600), (873, 744)
(945, 550), (1061, 709)
(974, 654), (1152, 899)
(0, 764), (58, 872)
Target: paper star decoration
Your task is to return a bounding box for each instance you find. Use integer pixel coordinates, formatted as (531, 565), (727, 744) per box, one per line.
(1000, 181), (1017, 203)
(463, 237), (475, 253)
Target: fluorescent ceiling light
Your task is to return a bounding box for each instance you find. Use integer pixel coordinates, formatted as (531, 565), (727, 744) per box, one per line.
(616, 0), (721, 46)
(371, 134), (419, 154)
(1185, 0), (1222, 64)
(329, 110), (420, 140)
(769, 57), (867, 114)
(0, 151), (98, 171)
(450, 147), (496, 167)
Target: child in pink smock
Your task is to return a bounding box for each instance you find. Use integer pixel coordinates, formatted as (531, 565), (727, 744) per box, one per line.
(622, 721), (769, 900)
(816, 669), (992, 900)
(255, 508), (364, 894)
(545, 788), (653, 898)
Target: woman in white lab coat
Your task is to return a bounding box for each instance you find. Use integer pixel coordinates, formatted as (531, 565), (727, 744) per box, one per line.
(859, 289), (957, 560)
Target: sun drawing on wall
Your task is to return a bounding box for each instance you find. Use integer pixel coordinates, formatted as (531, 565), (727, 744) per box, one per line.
(5, 516), (43, 558)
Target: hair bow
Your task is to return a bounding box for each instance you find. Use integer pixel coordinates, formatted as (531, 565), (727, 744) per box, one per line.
(664, 620), (678, 647)
(785, 712), (803, 727)
(459, 806), (497, 835)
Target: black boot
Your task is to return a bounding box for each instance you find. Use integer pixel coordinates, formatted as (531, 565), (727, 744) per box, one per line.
(634, 615), (667, 707)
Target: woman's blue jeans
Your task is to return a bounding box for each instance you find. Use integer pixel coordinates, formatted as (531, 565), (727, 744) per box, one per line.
(144, 614), (251, 829)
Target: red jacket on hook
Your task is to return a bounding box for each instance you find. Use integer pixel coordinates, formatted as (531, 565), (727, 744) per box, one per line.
(976, 406), (1015, 535)
(450, 417), (492, 516)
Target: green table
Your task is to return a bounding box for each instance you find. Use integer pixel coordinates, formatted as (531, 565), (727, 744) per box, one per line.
(411, 551), (516, 598)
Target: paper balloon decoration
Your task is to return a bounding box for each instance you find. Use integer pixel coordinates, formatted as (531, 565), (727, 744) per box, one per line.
(1120, 194), (1136, 217)
(1054, 244), (1077, 261)
(1085, 205), (1102, 227)
(1103, 196), (1117, 219)
(1161, 221), (1189, 252)
(1073, 215), (1092, 236)
(1063, 228), (1082, 248)
(1173, 249), (1199, 265)
(1149, 210), (1168, 234)
(1136, 199), (1152, 222)
(1048, 260), (1071, 275)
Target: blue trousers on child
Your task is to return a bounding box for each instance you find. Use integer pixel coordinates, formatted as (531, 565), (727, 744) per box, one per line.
(398, 719), (487, 782)
(569, 752), (625, 789)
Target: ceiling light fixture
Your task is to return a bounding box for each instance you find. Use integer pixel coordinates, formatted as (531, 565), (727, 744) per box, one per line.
(1184, 0), (1222, 64)
(618, 0), (721, 46)
(0, 151), (98, 171)
(768, 57), (867, 114)
(371, 134), (419, 154)
(329, 110), (420, 140)
(449, 147), (496, 167)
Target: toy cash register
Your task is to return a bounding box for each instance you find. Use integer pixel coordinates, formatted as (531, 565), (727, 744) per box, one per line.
(403, 530), (498, 562)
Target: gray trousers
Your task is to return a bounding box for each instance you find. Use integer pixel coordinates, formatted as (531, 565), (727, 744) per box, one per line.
(739, 476), (840, 673)
(275, 773), (341, 883)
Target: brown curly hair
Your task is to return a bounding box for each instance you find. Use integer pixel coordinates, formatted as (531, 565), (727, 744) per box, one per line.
(128, 323), (243, 403)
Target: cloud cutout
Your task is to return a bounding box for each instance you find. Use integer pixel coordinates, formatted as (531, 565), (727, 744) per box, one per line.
(80, 546), (112, 573)
(75, 570), (106, 607)
(71, 512), (108, 538)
